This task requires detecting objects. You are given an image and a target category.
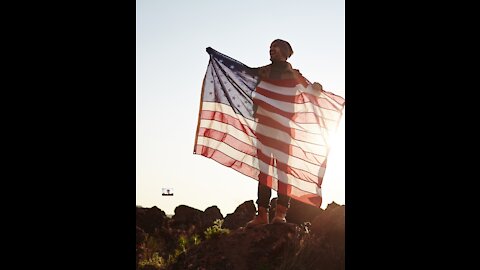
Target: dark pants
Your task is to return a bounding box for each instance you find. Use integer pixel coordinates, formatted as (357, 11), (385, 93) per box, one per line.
(256, 182), (291, 209)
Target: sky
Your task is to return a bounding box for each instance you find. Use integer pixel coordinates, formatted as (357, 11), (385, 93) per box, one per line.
(136, 0), (345, 216)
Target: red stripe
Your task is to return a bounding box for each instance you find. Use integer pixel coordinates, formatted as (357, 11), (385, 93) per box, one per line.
(194, 145), (259, 180)
(197, 128), (257, 156)
(200, 110), (256, 137)
(256, 87), (342, 111)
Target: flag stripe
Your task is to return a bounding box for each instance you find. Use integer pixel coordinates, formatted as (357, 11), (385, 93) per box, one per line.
(256, 107), (328, 135)
(197, 134), (325, 189)
(202, 101), (327, 134)
(258, 80), (345, 109)
(257, 151), (325, 188)
(253, 90), (343, 121)
(254, 121), (328, 154)
(200, 118), (328, 156)
(201, 101), (255, 127)
(256, 133), (327, 166)
(256, 85), (343, 112)
(290, 185), (323, 207)
(260, 78), (309, 88)
(255, 114), (328, 143)
(199, 121), (327, 167)
(253, 98), (339, 127)
(255, 140), (326, 180)
(196, 144), (322, 200)
(200, 110), (256, 137)
(196, 136), (325, 188)
(198, 119), (255, 146)
(197, 127), (257, 156)
(195, 144), (259, 179)
(323, 90), (346, 106)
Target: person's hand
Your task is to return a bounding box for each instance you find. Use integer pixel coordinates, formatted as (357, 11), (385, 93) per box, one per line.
(312, 82), (323, 92)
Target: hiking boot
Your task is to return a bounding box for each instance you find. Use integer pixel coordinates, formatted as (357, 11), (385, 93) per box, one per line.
(271, 204), (288, 224)
(246, 206), (269, 227)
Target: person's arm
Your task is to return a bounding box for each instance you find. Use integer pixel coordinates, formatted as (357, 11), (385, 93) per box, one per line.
(245, 67), (260, 77)
(246, 65), (270, 80)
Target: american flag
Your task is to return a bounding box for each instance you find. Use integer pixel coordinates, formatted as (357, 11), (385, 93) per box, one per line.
(194, 47), (345, 207)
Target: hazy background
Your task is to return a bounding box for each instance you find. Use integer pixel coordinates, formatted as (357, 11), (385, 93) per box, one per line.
(136, 0), (345, 216)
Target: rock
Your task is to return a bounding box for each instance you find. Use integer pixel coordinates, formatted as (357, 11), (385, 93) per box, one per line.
(311, 202), (345, 237)
(269, 197), (324, 225)
(200, 206), (224, 232)
(136, 202), (345, 270)
(171, 205), (204, 233)
(170, 223), (300, 270)
(311, 202), (345, 260)
(136, 206), (167, 234)
(171, 205), (225, 236)
(203, 206), (224, 224)
(223, 200), (256, 230)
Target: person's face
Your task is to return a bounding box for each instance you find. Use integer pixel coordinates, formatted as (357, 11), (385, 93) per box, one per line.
(270, 42), (287, 62)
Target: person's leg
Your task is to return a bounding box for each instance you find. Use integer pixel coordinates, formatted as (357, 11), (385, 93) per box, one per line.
(276, 193), (291, 208)
(256, 180), (272, 209)
(246, 176), (272, 227)
(272, 159), (291, 223)
(272, 192), (290, 223)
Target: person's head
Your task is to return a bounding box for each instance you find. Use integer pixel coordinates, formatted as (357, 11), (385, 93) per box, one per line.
(270, 39), (293, 62)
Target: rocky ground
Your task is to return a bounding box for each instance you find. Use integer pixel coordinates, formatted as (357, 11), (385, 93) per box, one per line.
(136, 199), (344, 270)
